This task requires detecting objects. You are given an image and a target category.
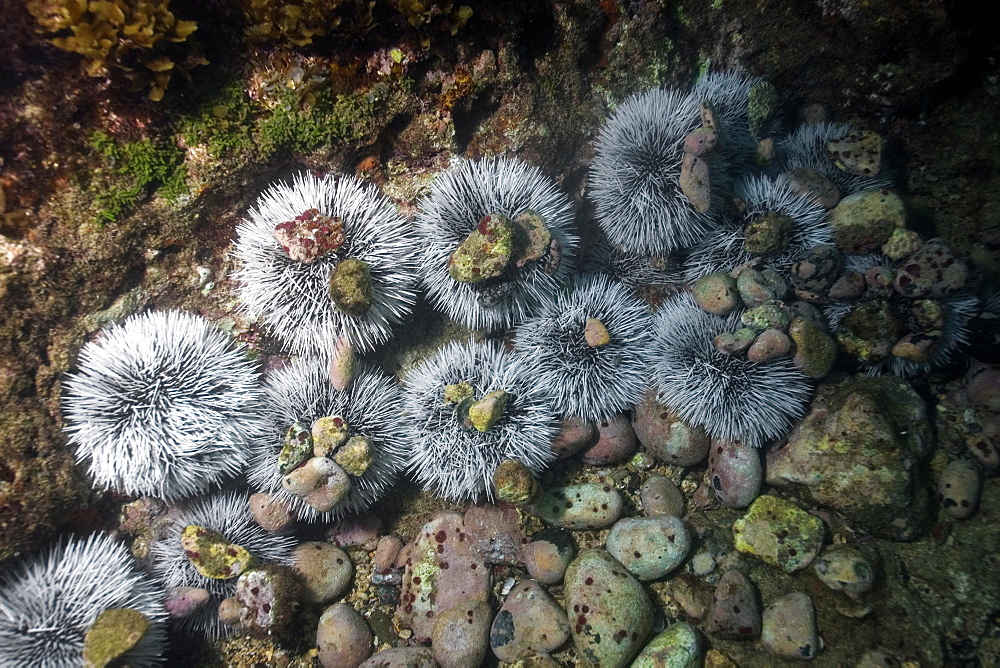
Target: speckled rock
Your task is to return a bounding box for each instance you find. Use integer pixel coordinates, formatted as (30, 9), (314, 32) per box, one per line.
(493, 458), (541, 505)
(632, 395), (711, 466)
(893, 238), (968, 299)
(82, 608), (149, 668)
(564, 549), (653, 667)
(327, 512), (383, 549)
(524, 528), (575, 585)
(827, 130), (884, 177)
(282, 456), (351, 513)
(248, 492), (294, 532)
(761, 592), (820, 661)
(530, 484), (624, 530)
(551, 416), (597, 459)
(431, 600), (492, 668)
(813, 545), (876, 599)
(790, 245), (845, 298)
(783, 167), (841, 209)
(180, 525), (252, 580)
(732, 495), (825, 573)
(826, 188), (903, 254)
(164, 586), (210, 619)
(706, 440), (762, 509)
(836, 299), (902, 364)
(937, 458), (981, 520)
(640, 475), (686, 517)
(692, 273), (741, 315)
(704, 570), (761, 640)
(580, 414), (638, 465)
(464, 504), (526, 565)
(736, 268), (788, 308)
(396, 511), (490, 643)
(491, 579), (570, 662)
(748, 328), (791, 362)
(789, 317), (837, 379)
(605, 515), (691, 581)
(359, 647), (437, 667)
(318, 603), (374, 668)
(292, 541), (354, 604)
(235, 566), (301, 636)
(767, 375), (933, 539)
(630, 621), (702, 668)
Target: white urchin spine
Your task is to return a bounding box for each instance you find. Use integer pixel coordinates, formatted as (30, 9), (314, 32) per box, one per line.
(588, 87), (721, 255)
(402, 340), (558, 502)
(414, 156), (578, 331)
(234, 171), (419, 357)
(684, 175), (830, 280)
(691, 70), (763, 169)
(149, 489), (296, 639)
(514, 274), (656, 423)
(61, 310), (267, 501)
(652, 294), (811, 447)
(247, 358), (408, 522)
(777, 121), (893, 195)
(584, 238), (684, 290)
(0, 533), (167, 667)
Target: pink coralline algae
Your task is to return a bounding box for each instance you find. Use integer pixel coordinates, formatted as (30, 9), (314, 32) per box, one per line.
(273, 208), (345, 263)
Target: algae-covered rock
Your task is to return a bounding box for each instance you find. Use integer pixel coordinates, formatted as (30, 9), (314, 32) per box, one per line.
(277, 421), (313, 474)
(512, 209), (552, 267)
(789, 316), (837, 379)
(631, 621), (702, 668)
(82, 608), (149, 668)
(180, 525), (253, 579)
(335, 434), (374, 476)
(448, 213), (516, 283)
(329, 258), (374, 316)
(836, 299), (902, 364)
(744, 211), (792, 256)
(235, 565), (302, 636)
(312, 415), (350, 458)
(493, 458), (541, 505)
(468, 389), (507, 432)
(827, 188), (903, 254)
(732, 495), (825, 572)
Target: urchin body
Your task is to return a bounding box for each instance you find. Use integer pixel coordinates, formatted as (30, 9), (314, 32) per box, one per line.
(652, 294), (811, 447)
(149, 489), (296, 639)
(402, 340), (558, 501)
(589, 87), (722, 255)
(415, 156), (578, 330)
(234, 171), (419, 357)
(586, 238), (684, 291)
(514, 274), (656, 423)
(61, 310), (267, 501)
(246, 359), (408, 522)
(684, 175), (830, 280)
(0, 533), (168, 667)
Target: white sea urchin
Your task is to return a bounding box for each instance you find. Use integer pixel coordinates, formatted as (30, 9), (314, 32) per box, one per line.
(61, 310), (267, 501)
(0, 533), (168, 667)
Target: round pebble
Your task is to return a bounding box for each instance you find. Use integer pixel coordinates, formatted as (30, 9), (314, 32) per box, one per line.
(631, 621), (702, 668)
(747, 328), (791, 362)
(164, 586), (210, 619)
(606, 515), (691, 581)
(248, 492), (294, 532)
(736, 268), (787, 308)
(524, 528), (575, 585)
(580, 414), (638, 465)
(374, 535), (404, 570)
(292, 541), (354, 604)
(490, 580), (570, 662)
(432, 600), (492, 668)
(813, 545), (876, 599)
(732, 495), (825, 572)
(707, 439), (762, 509)
(551, 416), (597, 458)
(703, 570), (761, 640)
(761, 592), (820, 661)
(318, 603), (373, 668)
(640, 475), (686, 517)
(827, 187), (902, 254)
(359, 647), (437, 667)
(631, 395), (711, 466)
(938, 458), (981, 519)
(530, 483), (624, 530)
(692, 273), (741, 315)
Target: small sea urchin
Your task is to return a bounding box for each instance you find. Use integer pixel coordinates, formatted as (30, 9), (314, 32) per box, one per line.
(149, 489), (296, 639)
(234, 171), (419, 357)
(61, 310), (266, 501)
(415, 156), (578, 330)
(652, 294), (811, 447)
(514, 274), (656, 423)
(247, 358), (408, 522)
(402, 340), (558, 502)
(0, 533), (168, 668)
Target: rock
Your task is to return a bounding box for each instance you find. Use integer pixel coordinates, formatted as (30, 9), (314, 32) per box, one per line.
(865, 265), (895, 293)
(692, 273), (741, 315)
(524, 528), (575, 585)
(911, 299), (946, 331)
(273, 208), (345, 263)
(683, 127), (718, 156)
(248, 492), (294, 532)
(782, 167), (841, 209)
(767, 375), (933, 539)
(164, 586), (210, 619)
(736, 268), (787, 308)
(464, 504), (526, 566)
(630, 621), (702, 668)
(790, 245), (844, 298)
(704, 648), (740, 668)
(335, 435), (375, 476)
(836, 299), (902, 364)
(938, 458), (981, 520)
(740, 301), (791, 332)
(891, 332), (937, 363)
(881, 227), (924, 261)
(564, 549), (653, 667)
(813, 545), (876, 599)
(744, 211), (793, 256)
(318, 603), (374, 668)
(732, 495), (825, 572)
(789, 317), (837, 379)
(491, 580), (570, 662)
(359, 647), (437, 668)
(277, 421), (313, 474)
(235, 566), (301, 636)
(493, 458), (541, 505)
(530, 483), (624, 530)
(329, 258), (374, 316)
(632, 395), (711, 466)
(828, 270), (866, 300)
(448, 213), (516, 283)
(327, 512), (383, 548)
(312, 415), (351, 458)
(432, 600), (492, 668)
(707, 440), (762, 509)
(893, 238), (968, 299)
(704, 570), (761, 639)
(82, 608), (149, 668)
(714, 328), (757, 356)
(374, 535), (403, 570)
(966, 362), (1000, 412)
(584, 317), (611, 347)
(468, 390), (508, 432)
(328, 336), (357, 391)
(679, 153), (711, 213)
(512, 210), (552, 267)
(281, 456), (351, 513)
(748, 81), (779, 135)
(606, 516), (691, 581)
(551, 416), (597, 459)
(396, 511), (490, 643)
(826, 130), (884, 177)
(580, 414), (638, 465)
(640, 475), (686, 517)
(180, 525), (252, 580)
(761, 592), (820, 661)
(217, 597), (240, 626)
(292, 541), (354, 604)
(748, 328), (791, 362)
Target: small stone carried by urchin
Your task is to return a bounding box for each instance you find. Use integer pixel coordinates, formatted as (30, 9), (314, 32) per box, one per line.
(402, 340), (558, 502)
(514, 274), (657, 424)
(149, 489), (296, 639)
(61, 310), (267, 501)
(247, 358), (408, 522)
(776, 121), (893, 198)
(589, 86), (726, 256)
(414, 156), (579, 330)
(0, 533), (168, 668)
(234, 171), (419, 357)
(652, 293), (812, 447)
